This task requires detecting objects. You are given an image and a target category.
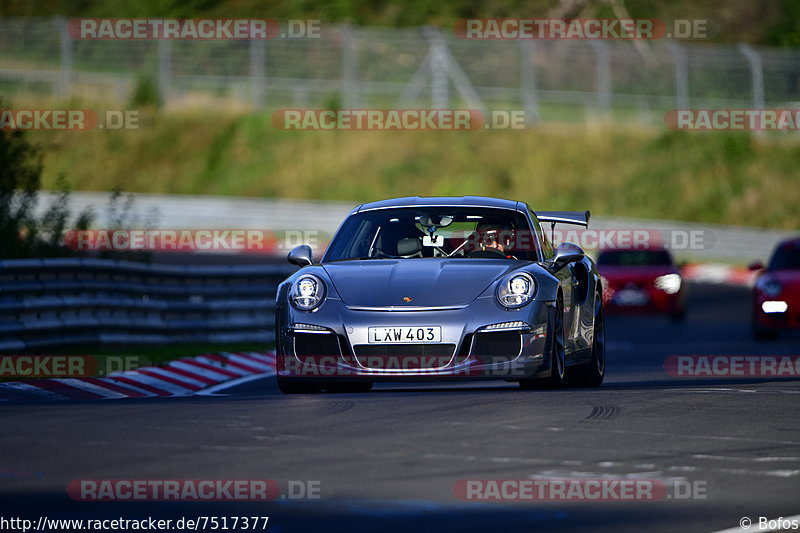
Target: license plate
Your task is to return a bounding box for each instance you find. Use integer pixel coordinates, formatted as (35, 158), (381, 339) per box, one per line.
(613, 289), (649, 306)
(368, 326), (442, 344)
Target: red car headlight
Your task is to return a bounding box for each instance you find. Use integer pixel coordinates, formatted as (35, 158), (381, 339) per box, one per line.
(654, 274), (682, 295)
(756, 276), (782, 298)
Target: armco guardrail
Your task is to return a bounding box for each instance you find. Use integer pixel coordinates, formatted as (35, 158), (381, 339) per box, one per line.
(0, 258), (296, 353)
(46, 192), (797, 263)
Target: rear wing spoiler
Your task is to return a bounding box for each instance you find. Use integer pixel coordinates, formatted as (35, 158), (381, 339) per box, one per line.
(535, 210), (591, 227)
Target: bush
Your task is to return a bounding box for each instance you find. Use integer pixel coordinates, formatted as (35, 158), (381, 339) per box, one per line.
(0, 101), (94, 258)
(0, 98), (154, 260)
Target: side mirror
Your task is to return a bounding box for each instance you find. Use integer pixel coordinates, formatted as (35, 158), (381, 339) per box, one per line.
(288, 245), (313, 267)
(551, 242), (585, 271)
(748, 260), (765, 271)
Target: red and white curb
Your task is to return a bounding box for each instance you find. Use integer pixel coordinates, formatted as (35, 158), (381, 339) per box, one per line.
(682, 263), (756, 287)
(0, 351), (275, 402)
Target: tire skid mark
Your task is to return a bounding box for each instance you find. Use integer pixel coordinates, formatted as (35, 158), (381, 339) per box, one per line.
(582, 403), (622, 422)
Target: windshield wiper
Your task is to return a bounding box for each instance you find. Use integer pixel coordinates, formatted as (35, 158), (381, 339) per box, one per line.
(329, 256), (388, 262)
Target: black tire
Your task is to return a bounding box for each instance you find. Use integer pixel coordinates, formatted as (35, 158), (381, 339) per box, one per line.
(670, 307), (686, 322)
(752, 317), (777, 340)
(323, 382), (373, 393)
(520, 295), (566, 390)
(276, 377), (322, 394)
(569, 293), (606, 387)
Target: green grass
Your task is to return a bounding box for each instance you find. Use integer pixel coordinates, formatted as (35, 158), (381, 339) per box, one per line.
(30, 110), (800, 230)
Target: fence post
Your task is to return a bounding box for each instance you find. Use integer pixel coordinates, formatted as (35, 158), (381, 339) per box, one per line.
(425, 27), (449, 109)
(520, 40), (539, 120)
(666, 42), (689, 110)
(589, 41), (611, 117)
(341, 25), (359, 109)
(250, 38), (266, 109)
(158, 39), (172, 107)
(739, 44), (765, 110)
(56, 17), (73, 97)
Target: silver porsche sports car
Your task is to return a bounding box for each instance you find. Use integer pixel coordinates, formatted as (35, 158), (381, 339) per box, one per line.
(275, 196), (605, 393)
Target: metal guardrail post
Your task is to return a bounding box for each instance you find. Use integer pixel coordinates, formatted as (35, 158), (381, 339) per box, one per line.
(340, 25), (359, 109)
(589, 41), (611, 117)
(56, 17), (73, 97)
(250, 38), (266, 109)
(424, 27), (449, 110)
(520, 40), (539, 120)
(739, 44), (765, 111)
(666, 42), (689, 110)
(158, 39), (172, 107)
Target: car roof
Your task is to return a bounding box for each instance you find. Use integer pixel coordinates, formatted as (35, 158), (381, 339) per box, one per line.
(355, 196), (522, 212)
(777, 237), (800, 248)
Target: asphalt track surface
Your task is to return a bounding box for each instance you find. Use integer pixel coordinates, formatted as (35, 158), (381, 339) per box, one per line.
(2, 283), (799, 533)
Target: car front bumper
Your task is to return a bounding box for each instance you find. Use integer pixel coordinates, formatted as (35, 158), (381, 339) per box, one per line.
(276, 295), (554, 381)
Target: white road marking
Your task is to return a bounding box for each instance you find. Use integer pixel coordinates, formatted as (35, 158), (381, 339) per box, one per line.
(100, 377), (159, 397)
(693, 454), (800, 463)
(219, 352), (275, 371)
(54, 378), (128, 399)
(194, 356), (251, 375)
(195, 372), (275, 396)
(544, 426), (800, 446)
(714, 468), (800, 478)
(243, 351), (277, 364)
(168, 360), (232, 381)
(0, 382), (68, 401)
(527, 470), (689, 483)
(137, 367), (207, 387)
(112, 372), (192, 395)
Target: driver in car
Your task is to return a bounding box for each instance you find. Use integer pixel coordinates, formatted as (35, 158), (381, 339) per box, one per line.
(476, 222), (518, 259)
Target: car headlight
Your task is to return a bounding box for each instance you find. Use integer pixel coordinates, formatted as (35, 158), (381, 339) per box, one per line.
(290, 274), (326, 311)
(757, 276), (782, 297)
(654, 273), (682, 294)
(497, 273), (536, 308)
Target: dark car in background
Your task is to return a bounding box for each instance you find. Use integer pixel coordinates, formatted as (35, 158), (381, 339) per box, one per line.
(597, 246), (686, 320)
(750, 237), (800, 339)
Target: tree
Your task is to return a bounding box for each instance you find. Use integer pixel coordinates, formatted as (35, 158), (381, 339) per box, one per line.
(0, 99), (93, 258)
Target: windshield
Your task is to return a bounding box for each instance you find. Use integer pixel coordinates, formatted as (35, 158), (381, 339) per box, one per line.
(768, 242), (800, 270)
(596, 249), (674, 267)
(323, 207), (539, 262)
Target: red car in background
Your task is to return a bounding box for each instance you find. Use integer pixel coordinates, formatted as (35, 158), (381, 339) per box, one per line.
(750, 237), (800, 339)
(597, 247), (686, 320)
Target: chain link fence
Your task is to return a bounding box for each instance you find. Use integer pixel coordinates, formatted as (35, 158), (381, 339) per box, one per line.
(1, 18), (799, 125)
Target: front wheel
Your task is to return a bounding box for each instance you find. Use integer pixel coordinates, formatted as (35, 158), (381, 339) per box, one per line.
(752, 317), (777, 340)
(569, 292), (605, 387)
(520, 295), (566, 390)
